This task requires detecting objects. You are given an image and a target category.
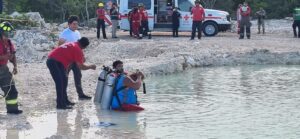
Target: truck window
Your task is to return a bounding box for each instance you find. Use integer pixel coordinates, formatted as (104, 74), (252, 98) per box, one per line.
(128, 0), (151, 10)
(178, 0), (193, 12)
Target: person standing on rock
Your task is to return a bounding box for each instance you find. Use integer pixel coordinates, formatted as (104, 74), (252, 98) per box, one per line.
(239, 2), (252, 39)
(190, 0), (205, 40)
(237, 4), (242, 34)
(110, 3), (119, 38)
(0, 22), (23, 114)
(58, 15), (92, 101)
(293, 7), (300, 38)
(47, 37), (96, 109)
(96, 2), (107, 39)
(256, 7), (266, 34)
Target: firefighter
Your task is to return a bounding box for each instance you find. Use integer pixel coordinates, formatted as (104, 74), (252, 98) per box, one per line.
(293, 7), (300, 38)
(190, 0), (205, 40)
(138, 3), (149, 38)
(0, 22), (23, 114)
(256, 7), (266, 34)
(96, 2), (107, 39)
(236, 4), (242, 34)
(239, 2), (252, 39)
(172, 7), (181, 37)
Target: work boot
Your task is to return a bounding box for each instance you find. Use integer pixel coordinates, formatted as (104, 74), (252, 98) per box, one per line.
(7, 104), (23, 114)
(56, 105), (73, 110)
(79, 94), (92, 100)
(66, 100), (76, 106)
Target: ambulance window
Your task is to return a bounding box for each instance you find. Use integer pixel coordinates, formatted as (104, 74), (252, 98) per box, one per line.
(178, 0), (193, 12)
(128, 0), (151, 10)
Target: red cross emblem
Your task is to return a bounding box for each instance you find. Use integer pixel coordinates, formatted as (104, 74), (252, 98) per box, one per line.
(184, 14), (189, 20)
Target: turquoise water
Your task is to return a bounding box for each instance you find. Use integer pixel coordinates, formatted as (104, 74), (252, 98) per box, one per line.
(1, 65), (300, 139)
(140, 65), (300, 138)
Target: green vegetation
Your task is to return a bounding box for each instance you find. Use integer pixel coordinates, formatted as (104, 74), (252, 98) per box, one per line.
(1, 0), (300, 23)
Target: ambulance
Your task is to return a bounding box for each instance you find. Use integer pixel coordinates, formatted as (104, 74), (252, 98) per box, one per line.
(102, 0), (231, 36)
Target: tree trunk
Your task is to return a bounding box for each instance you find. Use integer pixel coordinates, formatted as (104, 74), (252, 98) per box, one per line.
(85, 0), (89, 27)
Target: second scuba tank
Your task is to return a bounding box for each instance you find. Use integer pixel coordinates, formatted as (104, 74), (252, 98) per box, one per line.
(100, 73), (116, 109)
(94, 66), (111, 103)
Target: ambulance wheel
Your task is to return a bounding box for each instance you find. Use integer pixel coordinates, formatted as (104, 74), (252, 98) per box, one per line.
(203, 22), (218, 36)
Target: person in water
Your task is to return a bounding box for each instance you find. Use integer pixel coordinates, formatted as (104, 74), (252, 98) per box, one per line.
(110, 60), (145, 111)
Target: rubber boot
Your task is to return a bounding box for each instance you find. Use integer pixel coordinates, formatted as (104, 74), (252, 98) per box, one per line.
(7, 104), (22, 114)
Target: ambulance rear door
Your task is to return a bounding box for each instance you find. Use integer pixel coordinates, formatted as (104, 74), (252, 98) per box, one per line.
(177, 0), (194, 31)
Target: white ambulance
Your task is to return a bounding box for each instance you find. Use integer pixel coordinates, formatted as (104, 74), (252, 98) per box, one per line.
(116, 0), (231, 36)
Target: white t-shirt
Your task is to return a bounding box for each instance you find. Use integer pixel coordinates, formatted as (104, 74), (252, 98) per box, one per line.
(59, 28), (81, 43)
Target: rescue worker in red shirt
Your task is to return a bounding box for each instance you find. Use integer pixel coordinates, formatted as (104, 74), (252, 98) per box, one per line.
(239, 2), (252, 39)
(0, 22), (23, 114)
(190, 0), (205, 40)
(138, 3), (149, 38)
(47, 37), (96, 109)
(96, 2), (107, 39)
(131, 7), (141, 38)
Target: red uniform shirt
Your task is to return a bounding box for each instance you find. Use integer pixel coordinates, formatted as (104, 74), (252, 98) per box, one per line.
(131, 12), (141, 22)
(97, 8), (106, 19)
(48, 42), (84, 69)
(0, 39), (15, 65)
(240, 6), (251, 16)
(139, 9), (148, 21)
(191, 6), (205, 21)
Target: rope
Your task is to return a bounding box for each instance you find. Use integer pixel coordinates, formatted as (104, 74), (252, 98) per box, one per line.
(0, 73), (14, 99)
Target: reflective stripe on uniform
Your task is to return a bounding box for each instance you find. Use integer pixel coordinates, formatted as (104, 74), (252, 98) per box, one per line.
(6, 99), (17, 105)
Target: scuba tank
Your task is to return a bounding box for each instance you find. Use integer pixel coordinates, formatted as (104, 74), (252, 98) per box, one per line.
(100, 73), (116, 109)
(94, 66), (112, 103)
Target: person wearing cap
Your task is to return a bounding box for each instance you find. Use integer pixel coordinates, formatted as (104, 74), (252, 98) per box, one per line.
(190, 0), (205, 40)
(96, 2), (107, 39)
(138, 3), (149, 38)
(239, 2), (252, 39)
(47, 37), (96, 109)
(110, 3), (119, 38)
(172, 7), (181, 37)
(0, 22), (23, 114)
(58, 16), (92, 101)
(293, 7), (300, 38)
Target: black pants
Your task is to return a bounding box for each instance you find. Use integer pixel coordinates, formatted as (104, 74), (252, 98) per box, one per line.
(68, 63), (84, 97)
(172, 24), (179, 37)
(97, 19), (107, 39)
(191, 21), (202, 39)
(240, 20), (251, 38)
(140, 20), (149, 36)
(0, 65), (19, 111)
(46, 59), (68, 107)
(129, 21), (133, 36)
(293, 20), (300, 37)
